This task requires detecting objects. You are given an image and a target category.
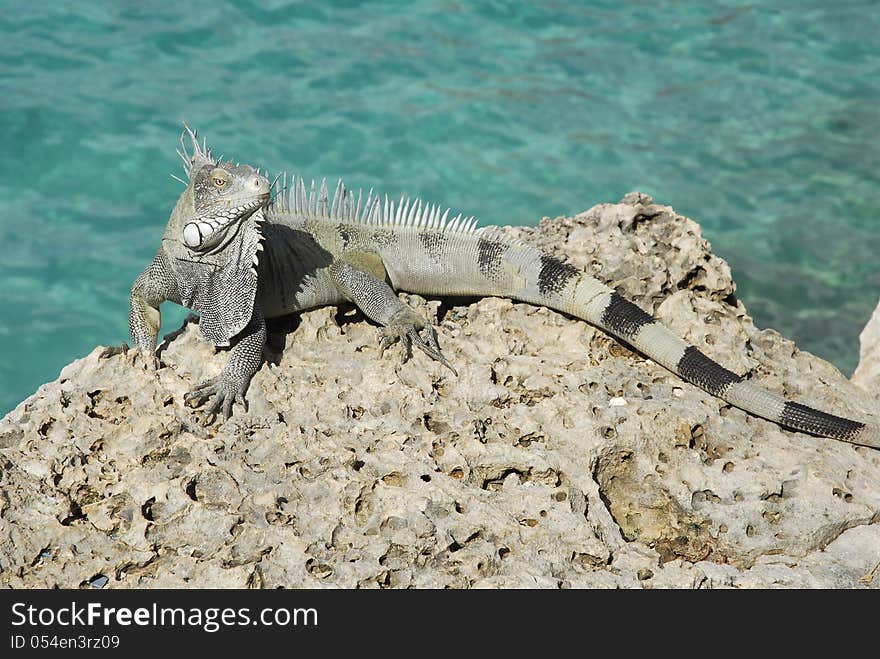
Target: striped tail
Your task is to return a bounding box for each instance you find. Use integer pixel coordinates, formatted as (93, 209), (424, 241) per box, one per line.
(515, 254), (879, 449)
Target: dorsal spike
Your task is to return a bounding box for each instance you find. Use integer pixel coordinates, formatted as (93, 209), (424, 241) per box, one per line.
(409, 200), (417, 227)
(177, 133), (189, 165)
(390, 196), (398, 224)
(331, 179), (344, 218)
(280, 175), (286, 212)
(384, 194), (390, 223)
(361, 189), (374, 221)
(354, 188), (363, 221)
(176, 148), (190, 169)
(410, 199), (422, 226)
(318, 179), (329, 217)
(397, 197), (409, 225)
(439, 208), (450, 229)
(308, 180), (316, 217)
(369, 196), (381, 223)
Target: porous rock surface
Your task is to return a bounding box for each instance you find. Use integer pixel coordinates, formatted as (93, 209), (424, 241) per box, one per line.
(853, 298), (880, 398)
(2, 194), (879, 589)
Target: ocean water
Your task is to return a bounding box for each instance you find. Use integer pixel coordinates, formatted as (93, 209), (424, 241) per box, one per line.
(1, 1), (878, 415)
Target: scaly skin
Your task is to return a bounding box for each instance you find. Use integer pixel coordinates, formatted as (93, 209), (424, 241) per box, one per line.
(129, 128), (879, 449)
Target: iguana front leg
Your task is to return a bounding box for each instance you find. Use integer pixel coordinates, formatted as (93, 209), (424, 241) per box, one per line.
(329, 256), (457, 375)
(184, 305), (266, 421)
(127, 254), (178, 369)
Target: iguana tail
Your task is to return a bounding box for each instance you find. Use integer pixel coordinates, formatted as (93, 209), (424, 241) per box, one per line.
(507, 250), (879, 449)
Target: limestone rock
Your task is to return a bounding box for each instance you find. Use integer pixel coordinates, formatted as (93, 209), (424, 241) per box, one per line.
(852, 297), (880, 397)
(2, 194), (879, 589)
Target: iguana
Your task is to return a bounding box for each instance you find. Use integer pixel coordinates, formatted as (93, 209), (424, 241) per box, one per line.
(127, 126), (879, 449)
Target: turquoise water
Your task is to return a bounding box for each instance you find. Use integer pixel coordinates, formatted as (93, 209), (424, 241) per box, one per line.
(1, 1), (878, 415)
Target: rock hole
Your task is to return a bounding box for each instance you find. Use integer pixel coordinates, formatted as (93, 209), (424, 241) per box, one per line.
(832, 487), (853, 503)
(141, 497), (156, 521)
(59, 501), (86, 526)
(185, 479), (198, 501)
(436, 296), (479, 323)
(38, 419), (53, 439)
(88, 574), (109, 589)
(30, 546), (52, 567)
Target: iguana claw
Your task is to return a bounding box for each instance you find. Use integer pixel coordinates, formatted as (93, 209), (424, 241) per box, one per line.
(377, 323), (458, 376)
(184, 376), (248, 423)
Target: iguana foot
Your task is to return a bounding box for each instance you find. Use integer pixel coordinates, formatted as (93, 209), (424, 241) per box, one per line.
(184, 376), (248, 423)
(377, 319), (458, 376)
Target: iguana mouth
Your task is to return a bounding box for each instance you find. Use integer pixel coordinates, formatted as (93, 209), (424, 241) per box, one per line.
(182, 198), (266, 252)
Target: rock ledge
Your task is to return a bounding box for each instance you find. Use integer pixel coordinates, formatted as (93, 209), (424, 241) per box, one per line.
(2, 195), (879, 589)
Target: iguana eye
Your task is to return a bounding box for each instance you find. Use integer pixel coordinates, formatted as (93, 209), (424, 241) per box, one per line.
(210, 168), (229, 189)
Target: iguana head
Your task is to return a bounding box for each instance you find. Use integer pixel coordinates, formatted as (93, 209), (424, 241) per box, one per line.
(165, 124), (271, 255)
(162, 125), (272, 346)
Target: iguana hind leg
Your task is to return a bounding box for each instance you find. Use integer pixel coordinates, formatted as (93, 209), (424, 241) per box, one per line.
(329, 256), (457, 375)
